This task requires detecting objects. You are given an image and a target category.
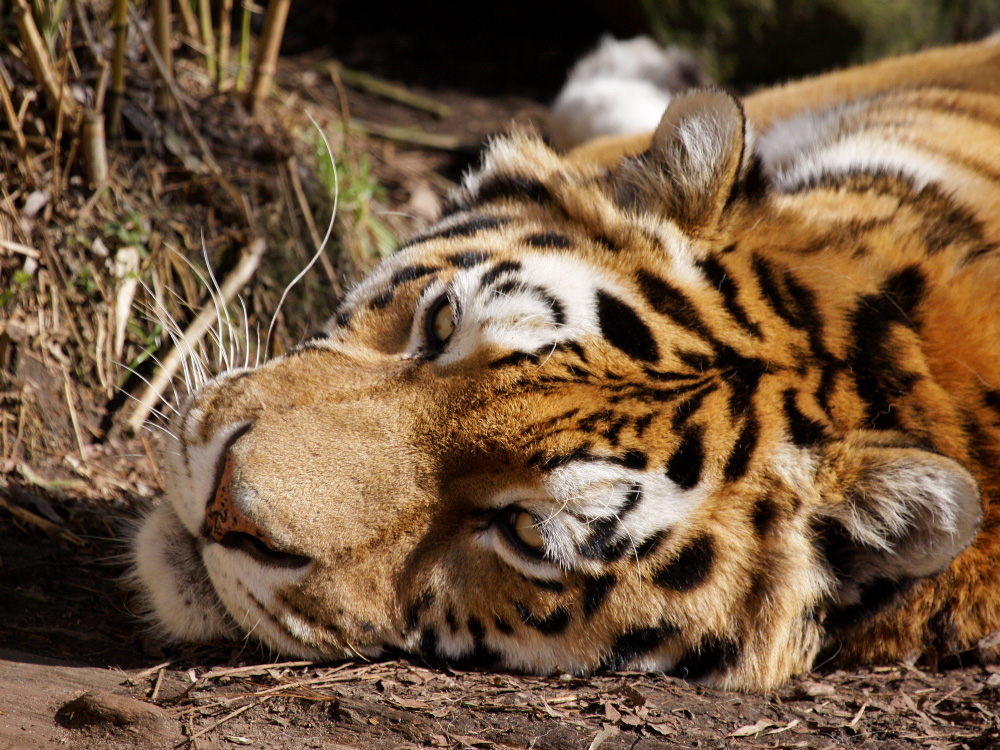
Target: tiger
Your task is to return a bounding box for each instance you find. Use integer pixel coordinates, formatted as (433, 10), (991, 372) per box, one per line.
(131, 36), (1000, 691)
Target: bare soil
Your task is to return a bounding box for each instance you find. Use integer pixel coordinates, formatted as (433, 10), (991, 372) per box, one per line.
(2, 11), (1000, 750)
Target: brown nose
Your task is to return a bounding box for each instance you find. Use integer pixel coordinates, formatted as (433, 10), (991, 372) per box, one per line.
(205, 450), (280, 550)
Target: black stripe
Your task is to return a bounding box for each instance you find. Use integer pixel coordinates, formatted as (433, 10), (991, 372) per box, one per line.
(665, 426), (704, 490)
(696, 256), (761, 338)
(782, 388), (827, 446)
(401, 216), (508, 248)
(447, 250), (491, 268)
(582, 574), (617, 618)
(723, 414), (759, 482)
(603, 621), (678, 670)
(524, 231), (572, 248)
(515, 603), (571, 635)
(669, 635), (742, 681)
(480, 260), (521, 288)
(652, 533), (715, 591)
(751, 495), (779, 537)
(475, 175), (552, 206)
(671, 384), (717, 429)
(596, 291), (660, 363)
(635, 270), (719, 346)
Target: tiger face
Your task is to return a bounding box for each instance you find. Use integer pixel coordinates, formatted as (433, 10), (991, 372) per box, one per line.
(133, 48), (1000, 690)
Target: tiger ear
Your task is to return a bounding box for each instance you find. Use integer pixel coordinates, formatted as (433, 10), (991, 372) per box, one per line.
(813, 432), (981, 606)
(611, 90), (751, 236)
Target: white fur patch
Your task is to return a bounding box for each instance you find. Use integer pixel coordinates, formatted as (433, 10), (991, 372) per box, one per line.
(550, 35), (705, 151)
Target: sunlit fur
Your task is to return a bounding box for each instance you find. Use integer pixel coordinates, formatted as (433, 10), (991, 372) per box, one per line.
(132, 37), (1000, 690)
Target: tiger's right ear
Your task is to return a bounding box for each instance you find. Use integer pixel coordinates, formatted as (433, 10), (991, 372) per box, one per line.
(611, 90), (754, 237)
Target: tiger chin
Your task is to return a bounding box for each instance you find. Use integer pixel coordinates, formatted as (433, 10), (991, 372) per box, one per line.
(131, 35), (1000, 691)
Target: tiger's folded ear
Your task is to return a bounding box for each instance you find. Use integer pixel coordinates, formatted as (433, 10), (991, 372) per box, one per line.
(611, 90), (757, 237)
(812, 432), (982, 607)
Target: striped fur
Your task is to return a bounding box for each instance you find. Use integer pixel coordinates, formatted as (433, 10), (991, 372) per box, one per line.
(132, 38), (1000, 690)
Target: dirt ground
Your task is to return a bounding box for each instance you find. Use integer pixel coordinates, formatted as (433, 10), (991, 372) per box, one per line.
(2, 7), (1000, 750)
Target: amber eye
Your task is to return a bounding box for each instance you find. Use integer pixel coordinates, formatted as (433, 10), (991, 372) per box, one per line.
(509, 509), (545, 551)
(426, 295), (455, 346)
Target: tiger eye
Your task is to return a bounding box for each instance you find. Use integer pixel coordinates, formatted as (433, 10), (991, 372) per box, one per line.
(512, 510), (544, 550)
(431, 300), (455, 343)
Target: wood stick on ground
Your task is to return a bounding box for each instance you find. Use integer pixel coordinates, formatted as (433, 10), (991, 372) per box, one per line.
(345, 119), (463, 151)
(11, 0), (81, 134)
(129, 3), (252, 228)
(174, 697), (273, 748)
(126, 238), (267, 432)
(331, 64), (452, 119)
(152, 0), (174, 110)
(106, 0), (128, 137)
(246, 0), (290, 117)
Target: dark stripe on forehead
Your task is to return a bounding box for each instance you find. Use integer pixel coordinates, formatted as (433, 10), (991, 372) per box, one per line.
(475, 175), (553, 206)
(369, 264), (440, 310)
(447, 250), (491, 268)
(480, 260), (522, 288)
(596, 291), (660, 363)
(696, 256), (761, 338)
(524, 231), (572, 249)
(636, 270), (719, 346)
(400, 216), (509, 248)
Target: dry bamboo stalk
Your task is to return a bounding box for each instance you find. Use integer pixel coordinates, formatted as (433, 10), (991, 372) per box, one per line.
(246, 0), (290, 116)
(152, 0), (174, 110)
(70, 0), (102, 64)
(126, 238), (267, 432)
(197, 0), (217, 81)
(0, 58), (34, 179)
(217, 0), (234, 89)
(106, 0), (127, 137)
(11, 0), (81, 133)
(174, 0), (200, 42)
(81, 113), (107, 187)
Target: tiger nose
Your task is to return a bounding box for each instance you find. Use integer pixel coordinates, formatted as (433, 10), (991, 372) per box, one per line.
(204, 450), (279, 547)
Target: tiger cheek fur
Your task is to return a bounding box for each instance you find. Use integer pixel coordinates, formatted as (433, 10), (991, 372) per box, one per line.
(132, 38), (1000, 691)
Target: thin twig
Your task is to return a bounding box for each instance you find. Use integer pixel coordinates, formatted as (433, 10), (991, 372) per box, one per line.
(197, 0), (217, 82)
(126, 238), (267, 432)
(342, 118), (463, 151)
(62, 369), (88, 466)
(174, 698), (272, 748)
(331, 63), (452, 118)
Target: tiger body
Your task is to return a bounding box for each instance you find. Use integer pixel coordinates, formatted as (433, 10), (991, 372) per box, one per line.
(133, 38), (1000, 690)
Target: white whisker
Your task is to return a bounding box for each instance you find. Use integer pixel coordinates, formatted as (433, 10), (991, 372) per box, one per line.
(266, 113), (340, 359)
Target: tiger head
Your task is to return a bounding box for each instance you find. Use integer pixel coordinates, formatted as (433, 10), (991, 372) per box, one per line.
(133, 90), (983, 691)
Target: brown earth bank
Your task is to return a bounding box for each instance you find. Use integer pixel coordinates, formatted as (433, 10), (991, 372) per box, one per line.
(2, 5), (1000, 749)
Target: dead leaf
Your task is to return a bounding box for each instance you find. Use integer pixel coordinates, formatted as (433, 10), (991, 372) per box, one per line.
(729, 719), (776, 737)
